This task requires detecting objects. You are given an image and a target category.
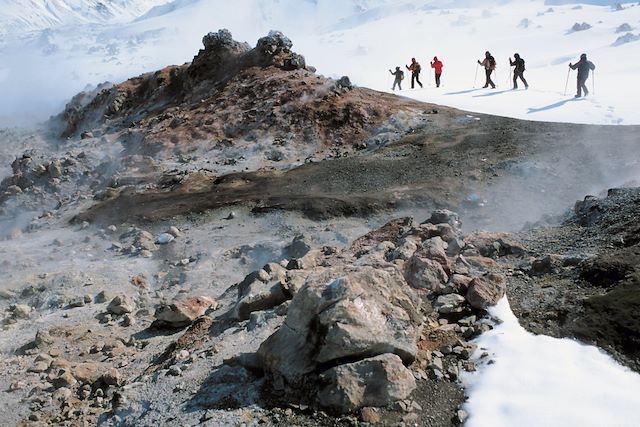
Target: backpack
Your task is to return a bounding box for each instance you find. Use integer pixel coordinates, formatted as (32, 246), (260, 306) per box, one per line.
(400, 71), (405, 80)
(488, 56), (496, 69)
(415, 63), (421, 73)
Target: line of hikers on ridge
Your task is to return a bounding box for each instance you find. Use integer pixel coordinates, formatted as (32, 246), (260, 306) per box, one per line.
(389, 52), (596, 98)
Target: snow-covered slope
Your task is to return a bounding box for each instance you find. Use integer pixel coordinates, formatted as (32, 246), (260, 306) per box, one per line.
(0, 0), (639, 125)
(0, 0), (170, 34)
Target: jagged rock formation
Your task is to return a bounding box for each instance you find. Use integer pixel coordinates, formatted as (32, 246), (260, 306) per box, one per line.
(53, 29), (410, 160)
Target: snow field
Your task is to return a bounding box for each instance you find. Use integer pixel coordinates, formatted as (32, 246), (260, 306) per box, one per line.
(462, 297), (640, 427)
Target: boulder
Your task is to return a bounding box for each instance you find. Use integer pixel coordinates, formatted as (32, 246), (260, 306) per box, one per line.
(316, 354), (416, 413)
(257, 267), (421, 386)
(154, 296), (216, 328)
(404, 255), (448, 292)
(531, 254), (564, 275)
(419, 236), (450, 271)
(10, 304), (32, 319)
(134, 230), (157, 251)
(464, 232), (526, 258)
(72, 362), (102, 384)
(434, 294), (466, 314)
(390, 236), (420, 261)
(425, 210), (461, 229)
(466, 274), (506, 310)
(101, 368), (122, 386)
(107, 295), (136, 315)
(284, 234), (312, 258)
(232, 280), (289, 321)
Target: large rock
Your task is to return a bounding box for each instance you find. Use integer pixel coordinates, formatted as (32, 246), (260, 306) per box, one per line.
(418, 236), (450, 271)
(464, 232), (526, 258)
(107, 295), (136, 315)
(285, 234), (312, 259)
(404, 255), (448, 292)
(434, 294), (466, 314)
(425, 209), (461, 229)
(390, 236), (420, 261)
(154, 296), (216, 328)
(257, 267), (421, 386)
(466, 273), (506, 309)
(316, 354), (416, 413)
(232, 279), (289, 321)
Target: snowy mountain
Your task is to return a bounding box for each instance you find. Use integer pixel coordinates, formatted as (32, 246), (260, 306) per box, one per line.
(1, 0), (639, 125)
(0, 0), (170, 34)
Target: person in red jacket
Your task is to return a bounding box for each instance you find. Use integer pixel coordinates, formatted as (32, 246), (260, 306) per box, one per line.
(430, 56), (443, 87)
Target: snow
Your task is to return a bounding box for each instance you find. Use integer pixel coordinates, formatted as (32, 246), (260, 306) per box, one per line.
(1, 1), (639, 125)
(462, 297), (640, 427)
(0, 0), (171, 32)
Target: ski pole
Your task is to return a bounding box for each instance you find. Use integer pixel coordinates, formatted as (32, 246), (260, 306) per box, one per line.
(564, 68), (571, 96)
(507, 61), (512, 87)
(473, 64), (479, 87)
(592, 70), (595, 95)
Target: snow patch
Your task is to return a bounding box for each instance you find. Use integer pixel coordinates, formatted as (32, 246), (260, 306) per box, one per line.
(462, 297), (640, 427)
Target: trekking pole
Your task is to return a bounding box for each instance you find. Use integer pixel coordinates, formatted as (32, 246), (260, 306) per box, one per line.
(507, 62), (512, 87)
(592, 70), (595, 96)
(473, 64), (479, 87)
(564, 68), (571, 96)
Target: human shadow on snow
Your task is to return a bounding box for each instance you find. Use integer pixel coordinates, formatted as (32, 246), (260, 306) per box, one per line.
(527, 97), (581, 114)
(472, 89), (514, 97)
(444, 88), (483, 95)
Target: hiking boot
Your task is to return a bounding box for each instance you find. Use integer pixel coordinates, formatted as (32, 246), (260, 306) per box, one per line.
(574, 94), (581, 98)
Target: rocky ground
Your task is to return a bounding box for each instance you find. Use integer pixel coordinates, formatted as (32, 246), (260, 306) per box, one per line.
(0, 29), (639, 426)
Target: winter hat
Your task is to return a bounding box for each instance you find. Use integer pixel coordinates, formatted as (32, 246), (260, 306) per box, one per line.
(580, 53), (587, 60)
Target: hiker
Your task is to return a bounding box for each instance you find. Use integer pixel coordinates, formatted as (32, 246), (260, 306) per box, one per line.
(389, 66), (404, 91)
(509, 53), (529, 89)
(569, 53), (596, 98)
(430, 56), (443, 87)
(406, 58), (423, 89)
(477, 51), (496, 89)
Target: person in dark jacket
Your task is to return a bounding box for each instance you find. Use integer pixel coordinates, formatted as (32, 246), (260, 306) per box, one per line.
(478, 51), (496, 89)
(569, 53), (596, 98)
(389, 66), (404, 91)
(509, 53), (529, 90)
(430, 56), (443, 87)
(406, 58), (423, 89)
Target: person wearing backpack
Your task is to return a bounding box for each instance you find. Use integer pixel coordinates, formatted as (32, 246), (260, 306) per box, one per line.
(509, 53), (529, 90)
(430, 56), (443, 87)
(389, 66), (404, 91)
(406, 58), (423, 89)
(569, 53), (596, 98)
(477, 51), (496, 89)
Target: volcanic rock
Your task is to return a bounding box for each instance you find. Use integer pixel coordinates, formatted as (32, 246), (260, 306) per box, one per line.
(466, 273), (507, 309)
(316, 354), (416, 413)
(154, 296), (216, 328)
(404, 255), (449, 292)
(257, 266), (421, 387)
(107, 295), (136, 315)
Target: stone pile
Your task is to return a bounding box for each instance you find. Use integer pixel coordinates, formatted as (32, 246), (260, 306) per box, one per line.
(220, 209), (521, 414)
